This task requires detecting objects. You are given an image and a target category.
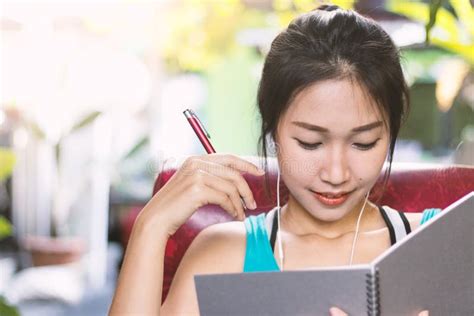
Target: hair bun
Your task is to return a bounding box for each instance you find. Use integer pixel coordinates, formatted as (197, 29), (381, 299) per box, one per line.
(315, 4), (340, 12)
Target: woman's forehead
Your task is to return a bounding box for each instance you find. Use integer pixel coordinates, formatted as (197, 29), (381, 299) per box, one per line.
(282, 79), (386, 131)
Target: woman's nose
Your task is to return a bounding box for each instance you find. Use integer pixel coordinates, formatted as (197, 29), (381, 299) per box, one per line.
(319, 147), (350, 186)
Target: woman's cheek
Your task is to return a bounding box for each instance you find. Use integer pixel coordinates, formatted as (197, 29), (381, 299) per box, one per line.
(353, 141), (390, 182)
(278, 149), (317, 186)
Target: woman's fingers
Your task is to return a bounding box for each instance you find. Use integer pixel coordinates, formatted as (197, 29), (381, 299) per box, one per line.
(329, 307), (348, 316)
(186, 157), (259, 210)
(200, 154), (265, 176)
(199, 169), (246, 220)
(196, 180), (240, 219)
(418, 311), (429, 316)
(203, 160), (258, 210)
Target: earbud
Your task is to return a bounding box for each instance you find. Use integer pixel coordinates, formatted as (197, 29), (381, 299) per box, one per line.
(276, 159), (284, 270)
(349, 190), (370, 265)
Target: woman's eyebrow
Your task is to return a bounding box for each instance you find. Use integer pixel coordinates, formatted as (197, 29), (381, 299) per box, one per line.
(291, 121), (383, 133)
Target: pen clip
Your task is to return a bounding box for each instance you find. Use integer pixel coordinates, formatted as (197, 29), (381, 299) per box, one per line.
(190, 110), (211, 139)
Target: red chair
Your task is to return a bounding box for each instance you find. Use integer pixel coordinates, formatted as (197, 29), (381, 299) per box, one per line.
(121, 156), (474, 303)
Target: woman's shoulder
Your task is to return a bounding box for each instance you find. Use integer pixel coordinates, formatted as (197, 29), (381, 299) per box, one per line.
(404, 212), (424, 231)
(197, 220), (247, 246)
(161, 221), (247, 312)
(188, 220), (247, 272)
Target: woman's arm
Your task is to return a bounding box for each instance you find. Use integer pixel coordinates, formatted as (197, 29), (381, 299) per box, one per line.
(108, 214), (169, 315)
(108, 154), (262, 315)
(109, 215), (245, 315)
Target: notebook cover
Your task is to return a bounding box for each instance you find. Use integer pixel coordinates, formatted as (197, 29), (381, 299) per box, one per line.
(195, 265), (372, 315)
(373, 192), (474, 315)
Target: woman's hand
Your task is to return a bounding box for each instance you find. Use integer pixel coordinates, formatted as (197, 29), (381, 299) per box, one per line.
(329, 307), (429, 315)
(137, 154), (265, 237)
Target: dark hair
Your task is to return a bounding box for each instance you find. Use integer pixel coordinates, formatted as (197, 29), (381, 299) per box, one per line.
(257, 5), (410, 203)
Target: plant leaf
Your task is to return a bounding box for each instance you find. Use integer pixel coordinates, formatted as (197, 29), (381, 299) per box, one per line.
(387, 0), (474, 64)
(450, 0), (474, 35)
(121, 136), (149, 161)
(70, 111), (102, 134)
(0, 295), (20, 316)
(331, 0), (356, 9)
(426, 0), (444, 43)
(0, 148), (16, 182)
(431, 38), (474, 63)
(0, 216), (12, 240)
(28, 121), (47, 140)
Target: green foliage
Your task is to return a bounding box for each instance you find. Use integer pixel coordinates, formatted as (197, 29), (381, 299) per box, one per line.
(30, 111), (102, 142)
(0, 216), (12, 240)
(0, 148), (15, 241)
(121, 136), (149, 161)
(0, 296), (20, 316)
(162, 0), (256, 72)
(70, 111), (102, 133)
(387, 0), (474, 64)
(0, 148), (15, 182)
(272, 0), (355, 28)
(162, 0), (355, 73)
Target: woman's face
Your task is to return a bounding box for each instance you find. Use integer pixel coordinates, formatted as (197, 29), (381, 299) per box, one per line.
(275, 78), (390, 222)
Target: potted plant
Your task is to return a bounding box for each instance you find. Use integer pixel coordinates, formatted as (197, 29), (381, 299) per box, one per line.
(21, 111), (102, 266)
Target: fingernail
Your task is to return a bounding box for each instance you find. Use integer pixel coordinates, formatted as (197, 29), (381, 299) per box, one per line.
(257, 168), (265, 175)
(246, 201), (256, 210)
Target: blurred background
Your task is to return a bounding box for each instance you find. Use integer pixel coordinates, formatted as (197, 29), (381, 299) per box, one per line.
(0, 0), (472, 315)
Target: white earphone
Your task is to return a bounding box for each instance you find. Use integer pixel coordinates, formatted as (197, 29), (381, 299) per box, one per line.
(275, 158), (370, 271)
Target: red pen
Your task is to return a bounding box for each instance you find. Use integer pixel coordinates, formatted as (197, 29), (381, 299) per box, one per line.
(183, 109), (216, 154)
(183, 108), (249, 212)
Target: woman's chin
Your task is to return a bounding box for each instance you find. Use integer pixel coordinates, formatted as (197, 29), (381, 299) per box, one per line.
(310, 211), (346, 223)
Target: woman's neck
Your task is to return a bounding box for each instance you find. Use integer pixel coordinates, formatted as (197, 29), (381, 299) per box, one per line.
(280, 195), (380, 240)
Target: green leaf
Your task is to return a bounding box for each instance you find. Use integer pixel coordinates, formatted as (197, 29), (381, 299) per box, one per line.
(28, 121), (46, 140)
(0, 148), (15, 182)
(0, 216), (13, 240)
(431, 38), (474, 64)
(121, 136), (149, 161)
(387, 0), (474, 65)
(450, 0), (474, 35)
(426, 0), (444, 43)
(330, 0), (356, 9)
(0, 295), (20, 316)
(70, 111), (102, 134)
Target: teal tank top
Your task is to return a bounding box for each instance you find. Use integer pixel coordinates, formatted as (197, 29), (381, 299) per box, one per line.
(243, 207), (441, 273)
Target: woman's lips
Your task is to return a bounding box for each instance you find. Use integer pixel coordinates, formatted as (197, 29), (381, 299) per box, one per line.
(312, 190), (353, 206)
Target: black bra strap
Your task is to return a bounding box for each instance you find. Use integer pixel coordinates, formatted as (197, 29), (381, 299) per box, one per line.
(270, 209), (278, 252)
(398, 211), (412, 234)
(378, 206), (396, 246)
(270, 206), (403, 250)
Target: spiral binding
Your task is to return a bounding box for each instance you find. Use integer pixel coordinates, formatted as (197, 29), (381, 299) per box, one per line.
(366, 268), (380, 316)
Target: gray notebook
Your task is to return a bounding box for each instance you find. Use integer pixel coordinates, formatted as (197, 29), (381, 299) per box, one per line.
(195, 192), (474, 316)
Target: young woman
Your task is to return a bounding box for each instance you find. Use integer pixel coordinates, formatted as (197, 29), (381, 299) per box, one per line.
(109, 5), (436, 315)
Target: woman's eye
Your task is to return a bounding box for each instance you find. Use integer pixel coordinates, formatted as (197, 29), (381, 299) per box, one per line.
(296, 140), (322, 150)
(295, 139), (380, 151)
(353, 139), (379, 151)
